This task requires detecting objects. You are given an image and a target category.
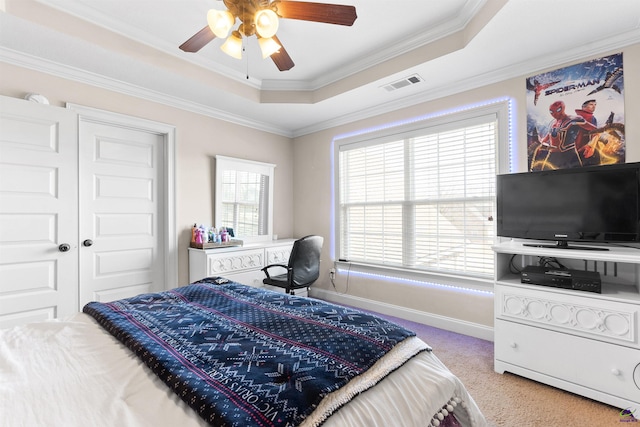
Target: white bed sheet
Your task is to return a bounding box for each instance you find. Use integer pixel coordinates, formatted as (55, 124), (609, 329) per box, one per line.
(0, 314), (486, 427)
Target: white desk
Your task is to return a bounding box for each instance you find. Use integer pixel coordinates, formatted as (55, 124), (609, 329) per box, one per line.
(188, 239), (301, 295)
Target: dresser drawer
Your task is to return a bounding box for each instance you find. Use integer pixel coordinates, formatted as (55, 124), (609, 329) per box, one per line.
(495, 319), (572, 381)
(495, 283), (640, 348)
(265, 244), (292, 265)
(207, 248), (265, 276)
(495, 319), (640, 402)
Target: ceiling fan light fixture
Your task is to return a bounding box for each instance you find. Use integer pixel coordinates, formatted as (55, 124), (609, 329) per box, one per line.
(254, 9), (279, 38)
(180, 1), (357, 71)
(221, 31), (243, 59)
(207, 9), (234, 38)
(258, 37), (281, 58)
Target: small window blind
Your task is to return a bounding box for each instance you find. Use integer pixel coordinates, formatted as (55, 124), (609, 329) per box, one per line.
(338, 115), (497, 278)
(220, 170), (263, 236)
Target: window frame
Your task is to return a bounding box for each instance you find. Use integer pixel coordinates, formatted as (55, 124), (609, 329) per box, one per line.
(215, 155), (275, 243)
(333, 101), (512, 285)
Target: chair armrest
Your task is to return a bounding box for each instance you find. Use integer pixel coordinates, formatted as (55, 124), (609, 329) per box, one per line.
(261, 263), (290, 279)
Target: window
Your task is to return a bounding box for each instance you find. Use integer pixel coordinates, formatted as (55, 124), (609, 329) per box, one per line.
(337, 104), (508, 280)
(215, 156), (275, 242)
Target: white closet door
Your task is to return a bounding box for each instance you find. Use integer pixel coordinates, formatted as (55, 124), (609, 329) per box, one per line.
(78, 119), (165, 306)
(0, 96), (78, 328)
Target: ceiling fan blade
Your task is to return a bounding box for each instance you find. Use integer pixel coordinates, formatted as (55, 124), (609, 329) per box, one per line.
(275, 1), (357, 26)
(179, 25), (216, 52)
(270, 35), (295, 71)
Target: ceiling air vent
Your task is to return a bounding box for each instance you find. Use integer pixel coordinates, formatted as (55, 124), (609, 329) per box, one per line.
(381, 74), (423, 92)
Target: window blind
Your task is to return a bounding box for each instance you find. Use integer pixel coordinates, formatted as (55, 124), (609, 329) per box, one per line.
(338, 116), (497, 278)
(220, 170), (263, 236)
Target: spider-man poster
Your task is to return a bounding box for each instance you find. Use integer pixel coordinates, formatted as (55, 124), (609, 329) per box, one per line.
(526, 53), (625, 171)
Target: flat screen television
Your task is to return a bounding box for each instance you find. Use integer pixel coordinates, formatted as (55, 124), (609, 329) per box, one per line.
(496, 162), (640, 250)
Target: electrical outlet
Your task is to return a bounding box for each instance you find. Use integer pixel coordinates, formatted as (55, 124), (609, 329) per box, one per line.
(329, 268), (335, 280)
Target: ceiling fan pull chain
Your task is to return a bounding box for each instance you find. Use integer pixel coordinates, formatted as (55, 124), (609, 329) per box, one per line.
(245, 45), (250, 79)
(244, 1), (249, 79)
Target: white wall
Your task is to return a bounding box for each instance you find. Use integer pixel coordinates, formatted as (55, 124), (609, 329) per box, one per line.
(292, 44), (640, 338)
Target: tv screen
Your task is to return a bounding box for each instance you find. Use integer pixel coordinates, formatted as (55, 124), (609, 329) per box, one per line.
(496, 162), (640, 248)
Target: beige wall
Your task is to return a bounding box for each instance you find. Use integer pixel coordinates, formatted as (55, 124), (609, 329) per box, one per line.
(292, 44), (640, 331)
(0, 62), (294, 288)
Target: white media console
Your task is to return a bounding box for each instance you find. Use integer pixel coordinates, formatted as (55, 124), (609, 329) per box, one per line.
(493, 240), (640, 414)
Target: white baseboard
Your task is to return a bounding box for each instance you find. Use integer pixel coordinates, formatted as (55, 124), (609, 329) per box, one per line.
(309, 288), (494, 342)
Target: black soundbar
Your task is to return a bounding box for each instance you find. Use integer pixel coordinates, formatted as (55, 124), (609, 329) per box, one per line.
(520, 265), (601, 293)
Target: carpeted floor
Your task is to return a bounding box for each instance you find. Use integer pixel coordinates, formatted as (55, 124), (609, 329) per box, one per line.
(365, 310), (626, 427)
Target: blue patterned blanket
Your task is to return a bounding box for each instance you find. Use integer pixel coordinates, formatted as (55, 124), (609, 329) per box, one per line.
(83, 278), (428, 427)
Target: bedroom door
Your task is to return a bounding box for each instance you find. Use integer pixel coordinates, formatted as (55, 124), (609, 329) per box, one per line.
(0, 96), (79, 328)
(77, 117), (166, 306)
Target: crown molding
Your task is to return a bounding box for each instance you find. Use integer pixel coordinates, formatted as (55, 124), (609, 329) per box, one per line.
(0, 47), (293, 137)
(261, 0), (486, 91)
(291, 28), (640, 138)
(2, 25), (638, 140)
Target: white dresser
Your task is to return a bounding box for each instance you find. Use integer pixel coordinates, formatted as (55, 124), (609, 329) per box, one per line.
(493, 240), (640, 414)
(188, 239), (302, 295)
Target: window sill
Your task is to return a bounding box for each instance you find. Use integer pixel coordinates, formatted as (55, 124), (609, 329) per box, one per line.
(334, 260), (494, 295)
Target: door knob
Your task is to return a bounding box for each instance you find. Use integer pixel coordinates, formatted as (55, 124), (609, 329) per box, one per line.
(58, 243), (71, 252)
(83, 239), (94, 247)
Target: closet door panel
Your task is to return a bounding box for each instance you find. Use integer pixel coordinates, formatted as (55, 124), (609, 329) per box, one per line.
(0, 96), (78, 328)
(78, 120), (165, 307)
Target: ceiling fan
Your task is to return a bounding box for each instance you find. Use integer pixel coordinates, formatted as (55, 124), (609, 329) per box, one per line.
(179, 0), (357, 71)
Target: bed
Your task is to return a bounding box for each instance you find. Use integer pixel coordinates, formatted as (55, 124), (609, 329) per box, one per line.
(0, 277), (487, 427)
